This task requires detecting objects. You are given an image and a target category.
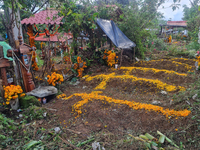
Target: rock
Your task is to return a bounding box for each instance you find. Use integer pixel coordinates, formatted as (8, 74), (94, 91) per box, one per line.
(38, 120), (43, 125)
(71, 81), (80, 86)
(83, 86), (87, 89)
(186, 101), (191, 105)
(19, 95), (41, 109)
(92, 142), (101, 150)
(43, 112), (47, 117)
(135, 57), (140, 62)
(145, 57), (150, 61)
(113, 109), (117, 112)
(19, 114), (23, 118)
(161, 91), (167, 95)
(192, 94), (198, 100)
(54, 127), (61, 133)
(152, 100), (161, 105)
(10, 98), (19, 110)
(26, 86), (58, 98)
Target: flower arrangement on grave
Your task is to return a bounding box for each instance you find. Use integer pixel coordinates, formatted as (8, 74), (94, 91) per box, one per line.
(73, 56), (87, 77)
(32, 51), (39, 71)
(47, 72), (64, 86)
(63, 56), (71, 64)
(3, 85), (25, 105)
(103, 50), (118, 67)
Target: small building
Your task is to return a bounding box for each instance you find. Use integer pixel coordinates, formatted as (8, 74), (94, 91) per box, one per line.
(159, 21), (187, 35)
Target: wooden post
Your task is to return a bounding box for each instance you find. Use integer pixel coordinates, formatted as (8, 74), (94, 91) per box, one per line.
(1, 68), (8, 86)
(120, 49), (123, 67)
(110, 38), (112, 50)
(134, 47), (136, 63)
(0, 79), (3, 97)
(0, 46), (9, 86)
(0, 45), (3, 57)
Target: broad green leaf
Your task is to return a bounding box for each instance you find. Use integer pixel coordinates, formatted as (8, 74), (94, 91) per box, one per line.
(139, 135), (149, 140)
(158, 135), (165, 143)
(151, 141), (158, 147)
(144, 142), (151, 148)
(145, 133), (155, 140)
(165, 137), (179, 148)
(67, 9), (72, 16)
(17, 2), (23, 9)
(76, 138), (95, 147)
(24, 140), (42, 150)
(120, 14), (124, 19)
(165, 137), (172, 143)
(157, 131), (164, 136)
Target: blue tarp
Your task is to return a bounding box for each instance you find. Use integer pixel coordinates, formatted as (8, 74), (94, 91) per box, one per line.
(0, 41), (13, 61)
(96, 18), (136, 49)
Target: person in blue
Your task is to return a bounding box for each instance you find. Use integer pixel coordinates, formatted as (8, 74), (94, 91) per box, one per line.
(0, 35), (13, 61)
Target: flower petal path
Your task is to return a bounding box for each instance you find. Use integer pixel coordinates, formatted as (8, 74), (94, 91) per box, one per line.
(84, 73), (186, 92)
(120, 66), (187, 76)
(61, 91), (191, 118)
(134, 59), (194, 73)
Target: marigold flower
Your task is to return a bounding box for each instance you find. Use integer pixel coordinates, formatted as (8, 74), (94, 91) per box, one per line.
(103, 50), (118, 67)
(20, 93), (26, 97)
(64, 91), (191, 119)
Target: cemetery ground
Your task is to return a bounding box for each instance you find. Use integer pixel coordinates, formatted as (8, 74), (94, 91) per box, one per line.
(1, 54), (200, 150)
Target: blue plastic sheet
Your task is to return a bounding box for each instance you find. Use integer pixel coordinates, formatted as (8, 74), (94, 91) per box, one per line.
(96, 18), (136, 49)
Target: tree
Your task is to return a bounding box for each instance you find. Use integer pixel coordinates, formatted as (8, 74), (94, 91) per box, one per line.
(0, 11), (6, 39)
(182, 4), (198, 21)
(0, 0), (49, 47)
(181, 0), (200, 50)
(115, 0), (165, 57)
(52, 0), (114, 54)
(50, 0), (181, 57)
(0, 0), (18, 47)
(18, 0), (49, 20)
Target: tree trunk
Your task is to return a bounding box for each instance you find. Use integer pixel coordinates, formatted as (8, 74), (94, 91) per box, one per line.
(73, 34), (78, 55)
(3, 6), (16, 48)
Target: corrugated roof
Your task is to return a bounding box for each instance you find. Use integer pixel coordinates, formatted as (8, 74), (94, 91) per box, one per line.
(21, 8), (63, 25)
(167, 21), (187, 27)
(35, 33), (72, 42)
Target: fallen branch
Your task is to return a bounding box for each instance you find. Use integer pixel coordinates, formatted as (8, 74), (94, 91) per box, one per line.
(58, 136), (81, 150)
(66, 129), (81, 135)
(45, 108), (57, 112)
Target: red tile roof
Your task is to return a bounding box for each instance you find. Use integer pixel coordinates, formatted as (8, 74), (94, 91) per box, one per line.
(35, 33), (72, 42)
(167, 21), (187, 27)
(21, 9), (63, 25)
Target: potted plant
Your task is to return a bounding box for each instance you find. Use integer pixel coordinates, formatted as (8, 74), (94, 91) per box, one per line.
(3, 85), (25, 110)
